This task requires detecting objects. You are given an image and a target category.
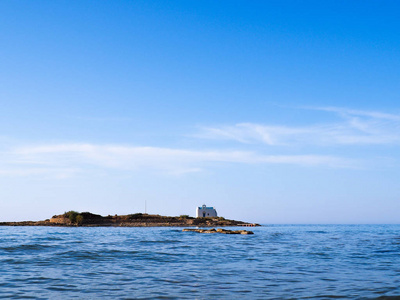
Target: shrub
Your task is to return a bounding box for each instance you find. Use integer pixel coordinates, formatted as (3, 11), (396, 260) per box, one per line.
(75, 214), (84, 225)
(64, 211), (83, 225)
(128, 213), (143, 220)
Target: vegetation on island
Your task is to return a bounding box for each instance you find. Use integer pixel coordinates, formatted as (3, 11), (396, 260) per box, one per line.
(179, 215), (192, 219)
(63, 211), (84, 225)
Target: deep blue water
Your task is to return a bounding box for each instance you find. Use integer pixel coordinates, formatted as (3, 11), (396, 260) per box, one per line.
(1, 225), (400, 299)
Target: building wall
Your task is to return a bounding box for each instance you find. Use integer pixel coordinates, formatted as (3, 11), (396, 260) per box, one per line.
(196, 205), (218, 218)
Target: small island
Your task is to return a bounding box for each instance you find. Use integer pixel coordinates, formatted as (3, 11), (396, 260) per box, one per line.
(0, 211), (260, 227)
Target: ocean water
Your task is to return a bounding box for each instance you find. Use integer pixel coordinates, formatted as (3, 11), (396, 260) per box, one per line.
(1, 225), (400, 299)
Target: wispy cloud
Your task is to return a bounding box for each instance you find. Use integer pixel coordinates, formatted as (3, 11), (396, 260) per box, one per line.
(198, 123), (311, 145)
(197, 107), (400, 146)
(4, 107), (394, 178)
(311, 106), (400, 121)
(0, 143), (350, 178)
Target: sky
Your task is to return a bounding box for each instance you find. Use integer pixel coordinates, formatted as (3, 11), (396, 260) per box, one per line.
(1, 1), (400, 223)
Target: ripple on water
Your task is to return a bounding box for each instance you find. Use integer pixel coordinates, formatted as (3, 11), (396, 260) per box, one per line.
(0, 225), (400, 299)
(1, 244), (54, 252)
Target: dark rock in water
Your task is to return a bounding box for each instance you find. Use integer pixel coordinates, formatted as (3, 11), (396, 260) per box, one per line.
(182, 228), (254, 234)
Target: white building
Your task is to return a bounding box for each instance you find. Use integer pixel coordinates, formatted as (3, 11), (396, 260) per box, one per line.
(196, 204), (218, 218)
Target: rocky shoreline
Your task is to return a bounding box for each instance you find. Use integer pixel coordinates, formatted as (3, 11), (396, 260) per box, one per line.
(0, 211), (261, 227)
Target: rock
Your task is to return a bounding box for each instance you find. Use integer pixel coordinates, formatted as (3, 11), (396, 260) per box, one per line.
(182, 228), (254, 235)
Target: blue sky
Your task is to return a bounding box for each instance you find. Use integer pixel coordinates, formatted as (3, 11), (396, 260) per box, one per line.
(1, 1), (400, 223)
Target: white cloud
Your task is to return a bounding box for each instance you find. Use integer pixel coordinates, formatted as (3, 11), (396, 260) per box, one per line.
(0, 143), (351, 178)
(6, 107), (394, 178)
(198, 107), (400, 146)
(312, 106), (400, 121)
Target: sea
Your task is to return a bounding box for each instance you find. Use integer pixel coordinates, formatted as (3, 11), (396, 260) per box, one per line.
(1, 225), (400, 299)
